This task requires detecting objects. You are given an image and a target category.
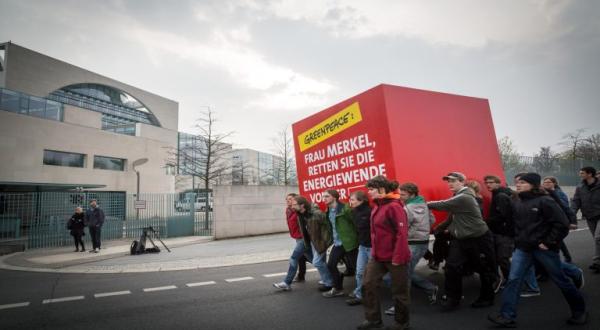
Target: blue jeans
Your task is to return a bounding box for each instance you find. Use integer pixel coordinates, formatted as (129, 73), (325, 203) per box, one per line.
(284, 239), (308, 285)
(353, 245), (371, 299)
(311, 243), (332, 287)
(523, 266), (539, 291)
(409, 244), (437, 294)
(500, 248), (586, 320)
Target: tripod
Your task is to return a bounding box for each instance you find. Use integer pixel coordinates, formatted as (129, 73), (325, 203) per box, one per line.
(139, 226), (171, 253)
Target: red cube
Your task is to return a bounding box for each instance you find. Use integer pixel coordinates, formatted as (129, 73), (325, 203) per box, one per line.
(292, 84), (504, 220)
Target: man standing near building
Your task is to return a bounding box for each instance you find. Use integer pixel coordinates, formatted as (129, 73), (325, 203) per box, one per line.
(483, 175), (515, 291)
(85, 199), (105, 253)
(272, 193), (308, 291)
(427, 172), (497, 311)
(571, 166), (600, 273)
(321, 190), (359, 298)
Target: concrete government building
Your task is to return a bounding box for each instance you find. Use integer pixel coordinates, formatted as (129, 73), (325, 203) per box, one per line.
(0, 41), (178, 194)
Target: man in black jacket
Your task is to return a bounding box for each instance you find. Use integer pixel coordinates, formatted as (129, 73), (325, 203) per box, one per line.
(571, 166), (600, 273)
(85, 199), (105, 253)
(488, 173), (587, 328)
(483, 175), (514, 291)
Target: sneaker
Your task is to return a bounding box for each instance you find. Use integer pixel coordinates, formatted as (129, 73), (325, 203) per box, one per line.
(74, 249), (79, 252)
(357, 319), (384, 330)
(322, 288), (345, 298)
(318, 284), (332, 292)
(346, 297), (362, 306)
(80, 249), (86, 252)
(520, 289), (541, 298)
(318, 280), (325, 285)
(588, 263), (600, 270)
(573, 268), (585, 289)
(272, 282), (291, 291)
(440, 296), (460, 312)
(348, 292), (357, 299)
(384, 306), (395, 316)
(428, 286), (439, 305)
(488, 312), (516, 328)
(566, 312), (589, 325)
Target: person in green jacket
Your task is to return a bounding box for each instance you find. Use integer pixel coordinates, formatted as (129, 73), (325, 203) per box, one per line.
(322, 189), (359, 298)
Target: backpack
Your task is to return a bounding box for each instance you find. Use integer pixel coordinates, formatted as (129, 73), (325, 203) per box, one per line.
(130, 240), (144, 255)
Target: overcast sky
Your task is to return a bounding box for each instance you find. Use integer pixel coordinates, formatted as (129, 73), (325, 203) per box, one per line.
(1, 0), (598, 155)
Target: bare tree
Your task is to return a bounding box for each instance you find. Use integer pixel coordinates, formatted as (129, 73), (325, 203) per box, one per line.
(271, 126), (297, 185)
(497, 136), (526, 172)
(560, 128), (587, 160)
(560, 129), (600, 161)
(166, 107), (233, 228)
(533, 146), (558, 174)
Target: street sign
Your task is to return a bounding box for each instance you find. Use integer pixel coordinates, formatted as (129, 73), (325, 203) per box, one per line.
(134, 200), (146, 209)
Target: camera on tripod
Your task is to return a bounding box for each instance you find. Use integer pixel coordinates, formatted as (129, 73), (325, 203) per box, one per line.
(130, 226), (171, 255)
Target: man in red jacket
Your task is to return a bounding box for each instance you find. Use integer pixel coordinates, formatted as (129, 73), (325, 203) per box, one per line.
(273, 193), (308, 291)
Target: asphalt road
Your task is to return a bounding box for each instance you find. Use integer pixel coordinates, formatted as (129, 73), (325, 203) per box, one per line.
(0, 229), (598, 330)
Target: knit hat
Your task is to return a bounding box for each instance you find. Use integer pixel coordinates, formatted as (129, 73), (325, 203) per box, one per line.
(518, 172), (541, 187)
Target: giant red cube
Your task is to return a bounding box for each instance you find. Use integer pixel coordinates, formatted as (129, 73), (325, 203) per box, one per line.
(292, 84), (505, 222)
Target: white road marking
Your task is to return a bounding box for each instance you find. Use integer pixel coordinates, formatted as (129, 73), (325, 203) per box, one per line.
(263, 272), (287, 278)
(42, 296), (85, 304)
(186, 281), (216, 287)
(94, 290), (132, 298)
(225, 276), (253, 282)
(0, 302), (30, 310)
(306, 268), (317, 272)
(143, 285), (177, 292)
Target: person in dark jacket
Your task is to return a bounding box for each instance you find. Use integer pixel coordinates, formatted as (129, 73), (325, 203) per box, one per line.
(85, 199), (105, 253)
(428, 172), (497, 311)
(357, 176), (410, 330)
(346, 190), (372, 306)
(543, 176), (576, 263)
(488, 172), (587, 328)
(67, 207), (85, 252)
(483, 175), (515, 291)
(273, 193), (309, 291)
(571, 166), (600, 273)
(294, 196), (333, 291)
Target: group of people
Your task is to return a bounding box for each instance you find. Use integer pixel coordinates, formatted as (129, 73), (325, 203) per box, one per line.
(66, 199), (105, 253)
(274, 166), (600, 329)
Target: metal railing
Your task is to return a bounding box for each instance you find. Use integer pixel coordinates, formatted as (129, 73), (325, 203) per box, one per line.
(0, 192), (213, 249)
(502, 156), (600, 186)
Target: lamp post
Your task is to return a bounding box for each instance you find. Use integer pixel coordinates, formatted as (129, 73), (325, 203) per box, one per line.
(132, 158), (148, 220)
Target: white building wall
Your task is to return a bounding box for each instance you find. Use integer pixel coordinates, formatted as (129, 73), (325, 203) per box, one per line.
(0, 110), (175, 193)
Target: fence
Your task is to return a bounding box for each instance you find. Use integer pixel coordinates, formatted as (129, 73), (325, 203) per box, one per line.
(502, 156), (600, 186)
(0, 191), (212, 249)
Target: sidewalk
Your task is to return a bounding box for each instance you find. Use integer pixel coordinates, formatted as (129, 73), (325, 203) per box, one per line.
(0, 233), (292, 274)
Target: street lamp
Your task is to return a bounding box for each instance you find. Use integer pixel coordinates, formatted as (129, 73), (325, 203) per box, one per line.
(132, 158), (148, 220)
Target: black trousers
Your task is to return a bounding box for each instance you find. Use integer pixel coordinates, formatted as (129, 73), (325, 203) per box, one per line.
(432, 232), (451, 264)
(298, 254), (307, 277)
(89, 226), (102, 249)
(327, 245), (358, 289)
(73, 234), (85, 250)
(445, 231), (497, 301)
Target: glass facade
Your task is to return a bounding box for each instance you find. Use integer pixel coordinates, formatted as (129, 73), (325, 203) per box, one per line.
(177, 132), (208, 176)
(43, 150), (85, 168)
(48, 84), (160, 128)
(0, 88), (63, 121)
(94, 156), (126, 171)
